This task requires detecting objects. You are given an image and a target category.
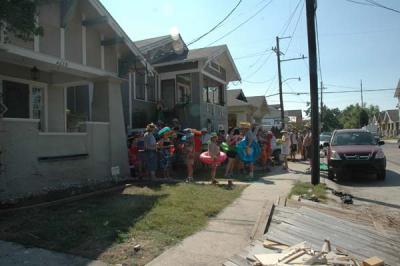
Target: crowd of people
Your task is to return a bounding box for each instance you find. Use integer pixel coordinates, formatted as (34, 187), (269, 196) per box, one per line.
(127, 118), (314, 183)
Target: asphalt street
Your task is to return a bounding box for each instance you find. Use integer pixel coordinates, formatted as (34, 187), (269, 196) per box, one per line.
(322, 143), (400, 209)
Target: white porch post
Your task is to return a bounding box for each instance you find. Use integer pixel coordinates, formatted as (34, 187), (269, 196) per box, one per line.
(82, 14), (87, 65)
(34, 16), (40, 52)
(128, 72), (133, 129)
(100, 35), (105, 70)
(60, 28), (65, 59)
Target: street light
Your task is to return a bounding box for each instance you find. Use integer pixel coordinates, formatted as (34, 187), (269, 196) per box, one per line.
(282, 77), (301, 84)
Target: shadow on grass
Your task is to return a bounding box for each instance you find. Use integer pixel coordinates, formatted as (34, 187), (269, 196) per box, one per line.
(0, 190), (164, 261)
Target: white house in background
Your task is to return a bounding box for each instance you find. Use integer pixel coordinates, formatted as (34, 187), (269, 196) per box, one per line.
(0, 0), (154, 201)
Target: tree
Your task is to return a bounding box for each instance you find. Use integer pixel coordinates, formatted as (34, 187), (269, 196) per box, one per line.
(305, 103), (342, 132)
(359, 109), (369, 127)
(0, 0), (43, 41)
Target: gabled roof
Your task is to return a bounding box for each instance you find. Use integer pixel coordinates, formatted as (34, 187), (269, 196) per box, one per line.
(88, 0), (154, 72)
(285, 109), (303, 118)
(395, 79), (400, 97)
(246, 96), (267, 109)
(227, 89), (249, 107)
(385, 109), (399, 123)
(246, 96), (268, 118)
(134, 35), (241, 82)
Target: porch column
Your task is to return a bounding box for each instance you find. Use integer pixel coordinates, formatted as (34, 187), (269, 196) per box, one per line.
(107, 78), (129, 177)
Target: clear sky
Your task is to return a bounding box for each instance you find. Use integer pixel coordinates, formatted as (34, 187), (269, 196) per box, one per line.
(100, 0), (400, 114)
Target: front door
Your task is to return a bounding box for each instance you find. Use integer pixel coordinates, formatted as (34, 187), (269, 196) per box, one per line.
(161, 79), (175, 111)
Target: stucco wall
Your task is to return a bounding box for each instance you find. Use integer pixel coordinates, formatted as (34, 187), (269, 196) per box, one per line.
(65, 9), (83, 64)
(92, 81), (110, 122)
(86, 26), (101, 69)
(47, 85), (66, 132)
(104, 46), (118, 73)
(38, 1), (60, 57)
(0, 120), (111, 201)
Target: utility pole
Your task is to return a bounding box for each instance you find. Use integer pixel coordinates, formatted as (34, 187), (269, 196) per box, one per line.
(273, 37), (306, 130)
(275, 36), (284, 130)
(360, 79), (364, 107)
(306, 0), (320, 185)
(320, 81), (323, 130)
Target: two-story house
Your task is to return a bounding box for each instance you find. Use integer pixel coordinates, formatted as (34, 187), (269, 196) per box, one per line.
(0, 0), (153, 201)
(132, 34), (241, 131)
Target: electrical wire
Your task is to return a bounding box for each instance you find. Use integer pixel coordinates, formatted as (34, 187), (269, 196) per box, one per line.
(365, 0), (400, 14)
(207, 0), (274, 46)
(267, 88), (396, 96)
(187, 0), (242, 46)
(233, 50), (270, 60)
(345, 0), (400, 14)
(283, 1), (305, 54)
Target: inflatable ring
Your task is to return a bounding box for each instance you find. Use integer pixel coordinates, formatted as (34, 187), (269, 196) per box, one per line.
(158, 127), (171, 136)
(199, 151), (227, 165)
(220, 142), (230, 152)
(236, 139), (261, 163)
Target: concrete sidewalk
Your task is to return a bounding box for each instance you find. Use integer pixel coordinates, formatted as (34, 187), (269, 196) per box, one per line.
(0, 240), (107, 266)
(147, 167), (303, 266)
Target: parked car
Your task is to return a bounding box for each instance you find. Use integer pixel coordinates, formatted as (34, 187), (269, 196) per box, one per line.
(327, 129), (386, 180)
(319, 134), (332, 156)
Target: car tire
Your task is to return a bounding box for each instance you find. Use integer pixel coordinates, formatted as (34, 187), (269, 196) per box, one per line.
(377, 170), (386, 181)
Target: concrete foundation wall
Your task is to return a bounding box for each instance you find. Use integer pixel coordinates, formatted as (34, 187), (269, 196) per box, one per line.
(47, 85), (66, 132)
(0, 120), (111, 201)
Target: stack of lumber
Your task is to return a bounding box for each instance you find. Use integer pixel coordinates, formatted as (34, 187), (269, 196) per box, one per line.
(264, 207), (399, 265)
(253, 240), (365, 265)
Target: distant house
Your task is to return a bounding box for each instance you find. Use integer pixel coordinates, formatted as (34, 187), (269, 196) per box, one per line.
(226, 90), (268, 128)
(381, 109), (399, 137)
(131, 34), (241, 131)
(227, 89), (254, 128)
(261, 104), (284, 129)
(285, 109), (303, 126)
(261, 104), (302, 129)
(246, 96), (268, 124)
(0, 0), (153, 201)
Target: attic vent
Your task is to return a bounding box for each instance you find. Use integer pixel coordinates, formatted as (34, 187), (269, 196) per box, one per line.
(209, 61), (221, 73)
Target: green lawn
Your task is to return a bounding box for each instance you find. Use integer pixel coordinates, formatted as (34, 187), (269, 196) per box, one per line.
(289, 181), (327, 201)
(0, 183), (245, 265)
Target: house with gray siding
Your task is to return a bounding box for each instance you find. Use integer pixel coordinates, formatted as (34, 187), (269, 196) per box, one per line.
(0, 0), (154, 201)
(132, 35), (241, 131)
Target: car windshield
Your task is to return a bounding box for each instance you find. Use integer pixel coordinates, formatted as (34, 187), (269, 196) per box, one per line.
(320, 135), (331, 142)
(331, 132), (375, 146)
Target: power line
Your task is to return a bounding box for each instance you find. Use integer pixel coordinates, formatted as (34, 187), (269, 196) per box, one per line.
(266, 88), (396, 96)
(283, 1), (305, 54)
(233, 50), (270, 60)
(207, 0), (273, 46)
(243, 0), (301, 73)
(324, 83), (397, 90)
(345, 0), (400, 14)
(365, 0), (400, 14)
(242, 76), (276, 84)
(187, 0), (242, 46)
(244, 52), (274, 79)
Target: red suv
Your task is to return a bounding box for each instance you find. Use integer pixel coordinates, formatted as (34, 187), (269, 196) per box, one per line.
(327, 129), (386, 180)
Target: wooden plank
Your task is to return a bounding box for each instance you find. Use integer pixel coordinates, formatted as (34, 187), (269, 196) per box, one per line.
(250, 201), (274, 240)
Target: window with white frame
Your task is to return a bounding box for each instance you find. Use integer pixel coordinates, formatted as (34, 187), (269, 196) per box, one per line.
(135, 68), (145, 100)
(176, 73), (192, 104)
(0, 77), (46, 130)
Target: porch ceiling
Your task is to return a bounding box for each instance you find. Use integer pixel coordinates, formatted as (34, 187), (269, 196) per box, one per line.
(0, 45), (118, 80)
